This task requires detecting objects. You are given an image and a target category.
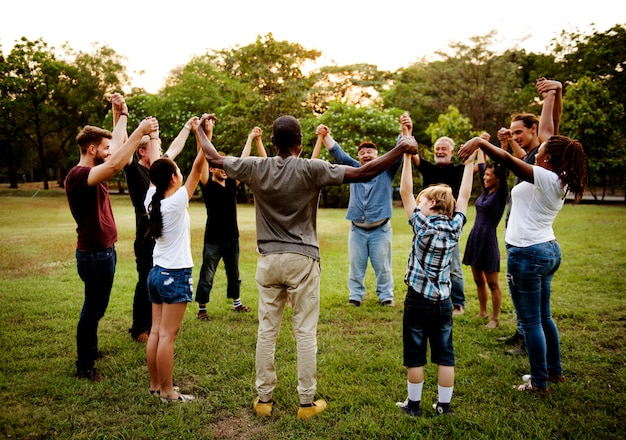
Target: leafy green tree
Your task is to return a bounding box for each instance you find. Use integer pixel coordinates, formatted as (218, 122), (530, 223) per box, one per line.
(309, 63), (391, 113)
(0, 38), (126, 189)
(300, 102), (404, 207)
(560, 76), (625, 200)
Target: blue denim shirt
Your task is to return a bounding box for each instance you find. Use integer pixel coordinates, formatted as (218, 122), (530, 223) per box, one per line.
(328, 142), (401, 224)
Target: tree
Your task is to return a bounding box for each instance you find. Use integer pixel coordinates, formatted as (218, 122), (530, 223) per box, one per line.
(0, 38), (127, 189)
(300, 102), (404, 207)
(560, 77), (625, 200)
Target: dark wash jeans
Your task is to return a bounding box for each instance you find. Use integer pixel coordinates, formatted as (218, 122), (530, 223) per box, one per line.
(75, 246), (116, 373)
(130, 237), (154, 337)
(506, 240), (562, 388)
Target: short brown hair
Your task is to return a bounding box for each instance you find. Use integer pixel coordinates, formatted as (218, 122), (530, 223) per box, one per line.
(511, 113), (539, 130)
(76, 126), (112, 155)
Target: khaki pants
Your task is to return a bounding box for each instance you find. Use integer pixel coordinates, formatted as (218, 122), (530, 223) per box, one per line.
(255, 253), (320, 405)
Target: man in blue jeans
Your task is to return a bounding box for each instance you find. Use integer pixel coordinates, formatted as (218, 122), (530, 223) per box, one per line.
(316, 124), (402, 307)
(65, 93), (158, 381)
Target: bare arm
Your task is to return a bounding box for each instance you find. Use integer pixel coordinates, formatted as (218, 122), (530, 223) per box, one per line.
(255, 127), (267, 158)
(242, 127), (263, 158)
(455, 151), (478, 215)
(110, 93), (129, 158)
(459, 136), (534, 183)
(197, 114), (225, 169)
(344, 136), (418, 183)
(164, 117), (197, 160)
(87, 117), (159, 186)
(196, 117), (213, 186)
(400, 153), (417, 218)
(536, 78), (562, 142)
(498, 127), (526, 159)
(311, 134), (323, 159)
(184, 149), (206, 200)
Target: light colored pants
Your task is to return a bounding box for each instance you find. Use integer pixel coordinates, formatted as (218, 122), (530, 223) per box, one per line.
(348, 221), (394, 303)
(255, 253), (321, 405)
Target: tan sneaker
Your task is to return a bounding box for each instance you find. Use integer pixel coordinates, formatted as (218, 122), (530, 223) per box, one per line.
(297, 399), (327, 420)
(253, 397), (273, 416)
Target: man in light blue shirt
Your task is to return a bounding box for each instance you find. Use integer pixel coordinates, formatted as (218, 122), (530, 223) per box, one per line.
(317, 125), (402, 306)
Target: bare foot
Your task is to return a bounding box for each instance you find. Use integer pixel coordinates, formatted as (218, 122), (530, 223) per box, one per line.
(477, 312), (489, 319)
(485, 319), (499, 329)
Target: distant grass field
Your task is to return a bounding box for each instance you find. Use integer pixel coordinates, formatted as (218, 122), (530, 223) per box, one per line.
(0, 193), (625, 439)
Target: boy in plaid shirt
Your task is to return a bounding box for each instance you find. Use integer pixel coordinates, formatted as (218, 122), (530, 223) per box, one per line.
(396, 148), (476, 416)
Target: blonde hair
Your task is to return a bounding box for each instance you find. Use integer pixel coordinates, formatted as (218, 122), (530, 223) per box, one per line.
(417, 184), (456, 218)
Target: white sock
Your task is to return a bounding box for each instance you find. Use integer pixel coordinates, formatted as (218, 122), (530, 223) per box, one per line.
(408, 380), (423, 402)
(438, 385), (453, 404)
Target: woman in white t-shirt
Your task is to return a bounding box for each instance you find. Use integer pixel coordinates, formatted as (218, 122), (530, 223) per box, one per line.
(459, 134), (587, 393)
(144, 139), (206, 403)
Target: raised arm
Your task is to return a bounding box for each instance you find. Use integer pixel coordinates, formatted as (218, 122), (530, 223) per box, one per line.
(400, 153), (417, 218)
(196, 116), (213, 186)
(344, 136), (418, 183)
(88, 117), (159, 186)
(196, 114), (224, 169)
(498, 127), (526, 159)
(184, 148), (207, 200)
(110, 93), (129, 156)
(242, 126), (264, 158)
(455, 151), (477, 215)
(311, 133), (324, 159)
(255, 127), (267, 158)
(164, 116), (197, 161)
(400, 113), (421, 167)
(536, 78), (562, 142)
(459, 136), (534, 183)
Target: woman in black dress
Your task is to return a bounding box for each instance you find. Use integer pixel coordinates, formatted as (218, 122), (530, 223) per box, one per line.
(463, 150), (508, 328)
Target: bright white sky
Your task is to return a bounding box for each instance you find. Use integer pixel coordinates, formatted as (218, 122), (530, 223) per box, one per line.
(2, 1), (624, 93)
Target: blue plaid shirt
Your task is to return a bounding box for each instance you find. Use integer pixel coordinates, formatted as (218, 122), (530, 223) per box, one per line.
(404, 208), (466, 301)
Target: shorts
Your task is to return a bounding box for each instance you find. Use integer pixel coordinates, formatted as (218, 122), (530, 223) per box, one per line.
(402, 287), (455, 367)
(147, 266), (193, 304)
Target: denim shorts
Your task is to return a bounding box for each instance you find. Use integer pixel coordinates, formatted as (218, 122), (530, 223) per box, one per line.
(147, 266), (194, 304)
(402, 287), (455, 367)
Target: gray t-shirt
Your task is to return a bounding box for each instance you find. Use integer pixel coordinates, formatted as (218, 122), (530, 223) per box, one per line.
(224, 155), (346, 260)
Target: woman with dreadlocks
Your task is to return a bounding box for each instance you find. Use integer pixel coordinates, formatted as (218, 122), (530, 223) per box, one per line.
(459, 133), (587, 393)
(144, 128), (206, 403)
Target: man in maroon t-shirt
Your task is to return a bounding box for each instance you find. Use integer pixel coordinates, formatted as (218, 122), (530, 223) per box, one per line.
(65, 93), (158, 381)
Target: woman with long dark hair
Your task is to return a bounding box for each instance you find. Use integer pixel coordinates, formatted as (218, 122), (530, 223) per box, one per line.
(145, 129), (206, 402)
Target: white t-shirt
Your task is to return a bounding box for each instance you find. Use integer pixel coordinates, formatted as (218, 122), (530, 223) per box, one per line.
(144, 186), (193, 269)
(505, 166), (565, 248)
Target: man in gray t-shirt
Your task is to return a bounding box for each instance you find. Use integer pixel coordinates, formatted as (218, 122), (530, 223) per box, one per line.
(196, 114), (418, 420)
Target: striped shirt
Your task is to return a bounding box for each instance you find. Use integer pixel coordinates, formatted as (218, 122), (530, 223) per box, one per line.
(404, 208), (466, 301)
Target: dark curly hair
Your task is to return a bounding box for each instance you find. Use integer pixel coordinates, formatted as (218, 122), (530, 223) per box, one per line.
(544, 135), (588, 204)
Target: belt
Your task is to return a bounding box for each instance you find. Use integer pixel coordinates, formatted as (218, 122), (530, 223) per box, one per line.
(353, 218), (389, 231)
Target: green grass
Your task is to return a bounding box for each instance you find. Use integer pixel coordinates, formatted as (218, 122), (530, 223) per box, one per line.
(0, 194), (625, 439)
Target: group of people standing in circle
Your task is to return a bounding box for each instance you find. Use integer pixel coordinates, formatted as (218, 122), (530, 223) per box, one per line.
(64, 75), (587, 418)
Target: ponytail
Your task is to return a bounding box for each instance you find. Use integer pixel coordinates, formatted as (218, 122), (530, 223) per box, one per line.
(146, 157), (177, 239)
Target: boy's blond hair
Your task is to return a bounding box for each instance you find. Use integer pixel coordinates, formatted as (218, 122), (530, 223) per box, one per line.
(416, 184), (456, 218)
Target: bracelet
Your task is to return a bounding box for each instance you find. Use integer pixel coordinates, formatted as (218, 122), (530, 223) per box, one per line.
(184, 125), (191, 131)
(119, 112), (129, 118)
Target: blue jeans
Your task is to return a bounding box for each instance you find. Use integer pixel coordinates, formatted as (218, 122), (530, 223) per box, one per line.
(450, 243), (465, 307)
(403, 288), (455, 367)
(348, 222), (394, 303)
(506, 241), (562, 389)
(75, 246), (116, 374)
(196, 241), (241, 304)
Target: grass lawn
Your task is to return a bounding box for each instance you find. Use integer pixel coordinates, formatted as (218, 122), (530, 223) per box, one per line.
(0, 191), (625, 439)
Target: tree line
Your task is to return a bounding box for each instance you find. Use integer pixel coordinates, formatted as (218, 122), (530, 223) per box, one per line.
(1, 26), (624, 201)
